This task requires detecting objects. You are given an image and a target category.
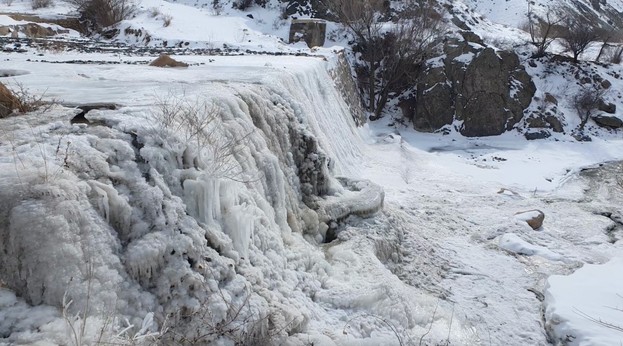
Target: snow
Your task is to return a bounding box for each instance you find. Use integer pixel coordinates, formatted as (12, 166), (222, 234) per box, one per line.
(499, 233), (565, 261)
(545, 257), (623, 346)
(1, 0), (623, 345)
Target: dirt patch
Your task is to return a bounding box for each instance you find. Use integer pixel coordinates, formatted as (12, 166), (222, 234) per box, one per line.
(149, 54), (189, 68)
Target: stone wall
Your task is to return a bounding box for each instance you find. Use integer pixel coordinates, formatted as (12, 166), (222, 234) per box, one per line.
(289, 19), (326, 48)
(329, 52), (366, 126)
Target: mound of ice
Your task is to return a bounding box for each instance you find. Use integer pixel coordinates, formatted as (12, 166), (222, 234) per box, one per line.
(498, 233), (564, 261)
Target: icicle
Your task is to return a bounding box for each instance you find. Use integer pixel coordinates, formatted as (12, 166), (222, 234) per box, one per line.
(223, 203), (254, 259)
(183, 175), (221, 224)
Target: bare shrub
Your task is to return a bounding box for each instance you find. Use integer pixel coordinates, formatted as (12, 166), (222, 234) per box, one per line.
(0, 82), (50, 118)
(149, 7), (161, 18)
(572, 84), (608, 131)
(525, 3), (562, 58)
(323, 0), (444, 120)
(605, 45), (623, 64)
(69, 0), (135, 31)
(3, 0), (15, 6)
(559, 9), (602, 63)
(212, 0), (224, 15)
(152, 93), (257, 181)
(162, 14), (173, 27)
(31, 0), (53, 9)
(233, 0), (253, 10)
(160, 283), (294, 345)
(233, 0), (266, 10)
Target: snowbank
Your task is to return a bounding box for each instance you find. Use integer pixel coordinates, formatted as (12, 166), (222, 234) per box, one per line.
(545, 257), (623, 345)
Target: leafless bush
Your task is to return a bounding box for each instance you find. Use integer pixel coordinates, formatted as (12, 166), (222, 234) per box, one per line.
(560, 9), (602, 63)
(3, 0), (14, 6)
(524, 3), (562, 58)
(323, 0), (444, 120)
(160, 284), (292, 345)
(149, 7), (161, 18)
(31, 0), (53, 9)
(162, 14), (173, 27)
(212, 0), (223, 15)
(0, 82), (51, 118)
(572, 84), (608, 131)
(604, 45), (623, 64)
(69, 0), (135, 31)
(232, 0), (267, 10)
(153, 93), (257, 182)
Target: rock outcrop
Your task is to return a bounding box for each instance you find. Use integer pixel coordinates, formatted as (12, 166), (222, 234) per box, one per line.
(403, 39), (536, 137)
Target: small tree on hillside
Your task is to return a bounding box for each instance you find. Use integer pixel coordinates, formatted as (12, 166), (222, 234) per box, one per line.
(560, 10), (601, 63)
(323, 0), (444, 120)
(572, 84), (607, 131)
(525, 3), (562, 58)
(69, 0), (135, 32)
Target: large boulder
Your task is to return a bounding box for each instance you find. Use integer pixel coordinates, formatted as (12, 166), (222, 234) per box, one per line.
(592, 114), (623, 128)
(597, 99), (616, 114)
(409, 41), (536, 136)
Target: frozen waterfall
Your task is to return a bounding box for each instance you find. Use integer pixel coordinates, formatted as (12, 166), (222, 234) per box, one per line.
(0, 56), (466, 346)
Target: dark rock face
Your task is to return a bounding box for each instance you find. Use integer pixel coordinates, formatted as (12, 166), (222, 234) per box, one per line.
(410, 41), (536, 137)
(592, 114), (623, 128)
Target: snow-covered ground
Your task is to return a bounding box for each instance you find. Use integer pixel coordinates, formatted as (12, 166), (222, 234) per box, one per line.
(1, 0), (623, 345)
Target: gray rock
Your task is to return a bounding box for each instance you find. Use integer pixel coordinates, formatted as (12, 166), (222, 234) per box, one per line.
(410, 42), (536, 137)
(597, 99), (616, 114)
(524, 130), (551, 140)
(544, 93), (558, 105)
(592, 114), (623, 128)
(525, 113), (563, 133)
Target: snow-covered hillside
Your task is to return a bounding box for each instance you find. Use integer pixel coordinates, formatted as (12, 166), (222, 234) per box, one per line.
(1, 0), (623, 345)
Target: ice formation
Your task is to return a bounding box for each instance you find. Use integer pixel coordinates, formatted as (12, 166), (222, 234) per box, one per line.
(0, 58), (416, 345)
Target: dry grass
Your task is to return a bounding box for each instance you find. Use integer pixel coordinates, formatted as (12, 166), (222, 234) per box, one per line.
(0, 82), (27, 118)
